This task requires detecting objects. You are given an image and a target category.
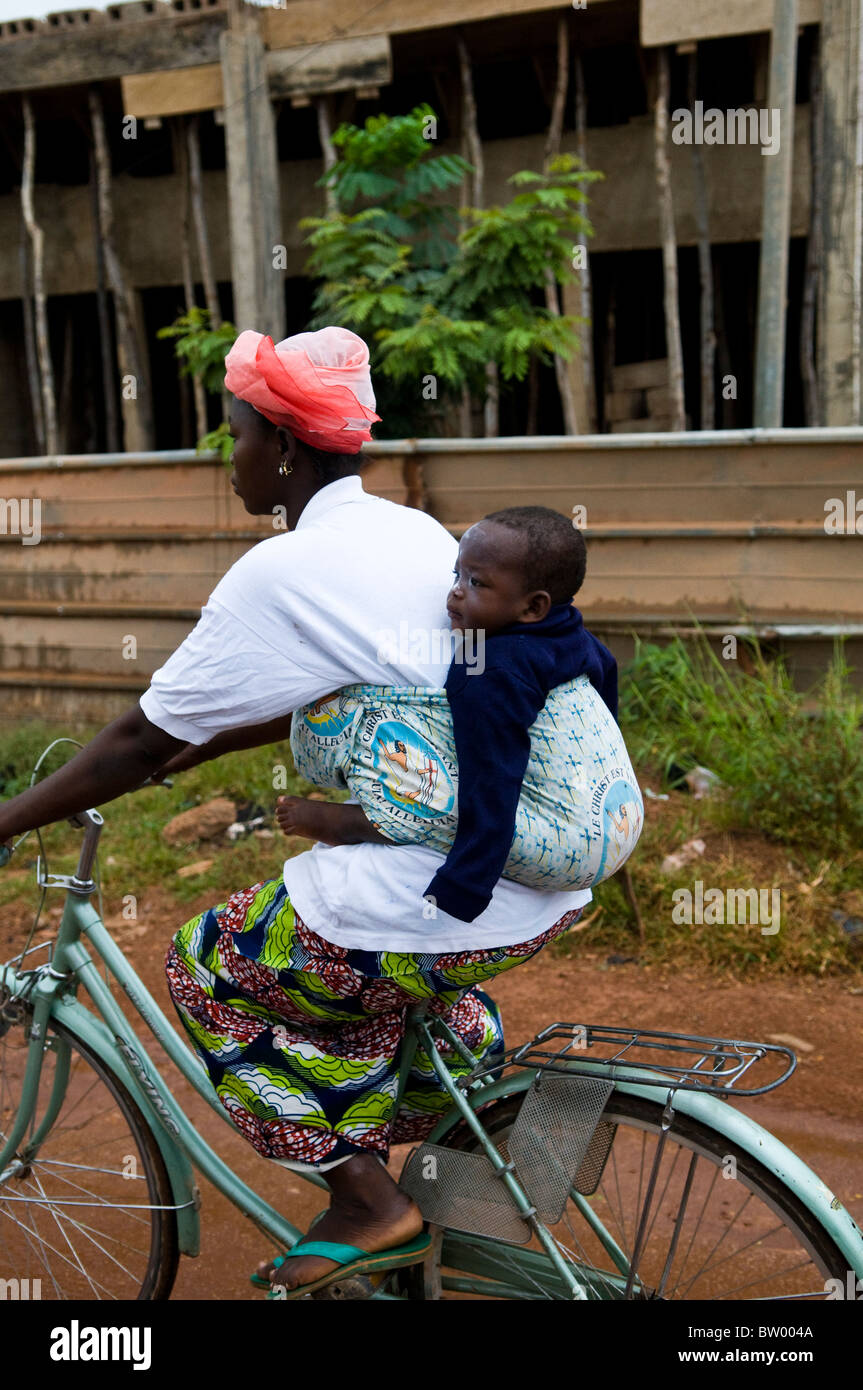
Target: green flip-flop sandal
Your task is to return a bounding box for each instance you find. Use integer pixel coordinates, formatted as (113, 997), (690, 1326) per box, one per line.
(250, 1210), (328, 1290)
(264, 1232), (432, 1301)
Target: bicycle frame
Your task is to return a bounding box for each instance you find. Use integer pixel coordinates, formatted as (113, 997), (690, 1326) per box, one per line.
(3, 817), (863, 1299)
(1, 876), (598, 1296)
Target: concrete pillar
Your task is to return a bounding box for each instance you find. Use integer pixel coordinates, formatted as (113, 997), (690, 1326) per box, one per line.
(118, 288), (154, 453)
(818, 0), (863, 424)
(220, 7), (285, 340)
(753, 0), (799, 427)
(561, 280), (597, 434)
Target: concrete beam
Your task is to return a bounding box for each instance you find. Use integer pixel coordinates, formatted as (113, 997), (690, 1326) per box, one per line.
(641, 0), (821, 47)
(123, 35), (392, 117)
(0, 11), (227, 93)
(261, 0), (616, 49)
(267, 35), (392, 100)
(0, 0), (617, 92)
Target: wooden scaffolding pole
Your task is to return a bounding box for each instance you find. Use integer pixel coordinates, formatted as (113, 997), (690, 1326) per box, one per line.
(457, 33), (492, 435)
(187, 113), (221, 329)
(801, 30), (823, 425)
(88, 146), (120, 453)
(654, 48), (686, 431)
(573, 51), (596, 434)
(20, 95), (58, 455)
(89, 85), (155, 451)
(172, 117), (208, 438)
(687, 48), (715, 430)
(543, 16), (578, 435)
(19, 231), (44, 453)
(315, 95), (338, 217)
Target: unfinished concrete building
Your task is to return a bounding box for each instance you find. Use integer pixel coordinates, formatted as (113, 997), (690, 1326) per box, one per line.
(0, 0), (861, 722)
(0, 0), (858, 453)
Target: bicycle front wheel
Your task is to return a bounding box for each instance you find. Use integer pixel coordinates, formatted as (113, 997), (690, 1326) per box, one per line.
(405, 1088), (852, 1301)
(0, 998), (179, 1300)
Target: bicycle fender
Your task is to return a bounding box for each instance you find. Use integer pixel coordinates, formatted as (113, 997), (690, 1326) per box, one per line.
(49, 992), (201, 1258)
(429, 1067), (863, 1277)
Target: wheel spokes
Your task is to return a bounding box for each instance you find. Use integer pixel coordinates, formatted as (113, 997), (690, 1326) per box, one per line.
(445, 1100), (839, 1302)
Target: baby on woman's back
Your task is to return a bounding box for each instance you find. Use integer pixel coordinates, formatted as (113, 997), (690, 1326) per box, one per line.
(276, 506), (628, 923)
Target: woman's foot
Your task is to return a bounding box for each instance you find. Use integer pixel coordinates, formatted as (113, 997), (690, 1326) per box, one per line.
(258, 1154), (424, 1292)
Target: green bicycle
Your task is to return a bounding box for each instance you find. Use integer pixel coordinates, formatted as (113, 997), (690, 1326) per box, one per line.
(1, 778), (862, 1301)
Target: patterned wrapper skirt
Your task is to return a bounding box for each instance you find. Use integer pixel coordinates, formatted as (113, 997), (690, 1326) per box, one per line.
(165, 878), (581, 1168)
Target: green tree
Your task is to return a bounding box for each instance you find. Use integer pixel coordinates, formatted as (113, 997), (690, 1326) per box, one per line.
(318, 105), (470, 266)
(302, 105), (473, 437)
(378, 157), (601, 395)
(160, 108), (604, 446)
(302, 109), (602, 435)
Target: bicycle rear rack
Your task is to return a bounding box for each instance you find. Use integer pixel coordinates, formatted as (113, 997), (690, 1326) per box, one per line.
(495, 1022), (797, 1097)
(402, 1022), (797, 1263)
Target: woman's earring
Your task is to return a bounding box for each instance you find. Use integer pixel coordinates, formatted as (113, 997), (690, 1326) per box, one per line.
(279, 455), (293, 477)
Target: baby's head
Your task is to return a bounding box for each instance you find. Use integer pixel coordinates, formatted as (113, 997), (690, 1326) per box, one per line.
(446, 506), (586, 635)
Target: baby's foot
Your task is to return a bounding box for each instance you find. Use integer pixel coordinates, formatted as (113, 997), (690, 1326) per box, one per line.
(275, 795), (348, 844)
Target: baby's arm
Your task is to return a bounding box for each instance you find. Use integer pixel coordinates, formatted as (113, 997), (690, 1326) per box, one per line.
(275, 795), (390, 846)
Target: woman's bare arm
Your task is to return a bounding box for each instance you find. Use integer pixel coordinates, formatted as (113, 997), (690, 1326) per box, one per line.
(0, 707), (296, 847)
(0, 704), (185, 843)
(150, 712), (295, 780)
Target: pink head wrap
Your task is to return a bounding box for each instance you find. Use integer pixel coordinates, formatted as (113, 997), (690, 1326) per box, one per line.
(224, 326), (380, 454)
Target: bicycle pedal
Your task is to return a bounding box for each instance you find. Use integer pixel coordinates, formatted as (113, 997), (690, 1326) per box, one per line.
(401, 1144), (532, 1244)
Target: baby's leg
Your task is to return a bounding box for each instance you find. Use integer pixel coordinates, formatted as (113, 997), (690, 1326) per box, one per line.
(275, 796), (390, 846)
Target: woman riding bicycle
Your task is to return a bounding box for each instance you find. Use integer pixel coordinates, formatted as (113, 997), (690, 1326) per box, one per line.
(0, 326), (610, 1299)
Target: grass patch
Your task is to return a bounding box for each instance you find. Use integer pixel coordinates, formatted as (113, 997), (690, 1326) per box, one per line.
(619, 635), (863, 856)
(565, 635), (863, 977)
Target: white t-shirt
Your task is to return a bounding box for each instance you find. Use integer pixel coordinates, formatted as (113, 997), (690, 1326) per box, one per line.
(140, 474), (591, 950)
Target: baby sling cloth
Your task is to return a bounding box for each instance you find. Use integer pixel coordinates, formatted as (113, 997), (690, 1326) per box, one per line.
(290, 676), (644, 893)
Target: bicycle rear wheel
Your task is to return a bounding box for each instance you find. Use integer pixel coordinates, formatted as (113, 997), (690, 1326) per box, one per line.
(0, 998), (179, 1300)
(402, 1089), (852, 1300)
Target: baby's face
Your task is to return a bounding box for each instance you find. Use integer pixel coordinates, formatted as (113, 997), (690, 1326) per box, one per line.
(446, 522), (544, 634)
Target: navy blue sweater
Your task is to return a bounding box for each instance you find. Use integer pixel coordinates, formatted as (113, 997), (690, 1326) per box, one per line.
(423, 604), (618, 924)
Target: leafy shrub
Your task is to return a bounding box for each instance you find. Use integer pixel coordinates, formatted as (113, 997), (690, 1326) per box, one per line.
(619, 635), (863, 855)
